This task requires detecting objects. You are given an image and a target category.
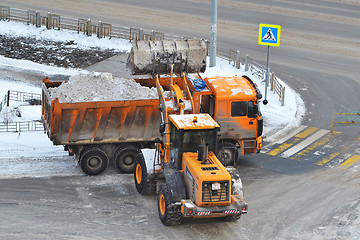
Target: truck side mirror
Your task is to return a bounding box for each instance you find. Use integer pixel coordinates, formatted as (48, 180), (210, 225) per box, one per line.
(159, 122), (166, 134)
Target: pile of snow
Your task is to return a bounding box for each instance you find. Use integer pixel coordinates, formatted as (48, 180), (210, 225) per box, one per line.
(0, 55), (84, 76)
(48, 72), (158, 103)
(0, 21), (132, 52)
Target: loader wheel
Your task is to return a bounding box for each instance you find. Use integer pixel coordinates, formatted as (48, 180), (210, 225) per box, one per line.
(114, 146), (140, 173)
(80, 148), (109, 175)
(224, 214), (241, 221)
(226, 167), (244, 198)
(157, 183), (183, 226)
(134, 153), (156, 195)
(218, 143), (238, 166)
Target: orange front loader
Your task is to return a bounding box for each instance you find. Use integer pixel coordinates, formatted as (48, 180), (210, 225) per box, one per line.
(134, 75), (247, 225)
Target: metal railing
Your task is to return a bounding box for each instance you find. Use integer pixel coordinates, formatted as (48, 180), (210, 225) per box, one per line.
(0, 120), (43, 132)
(332, 113), (360, 133)
(0, 6), (165, 42)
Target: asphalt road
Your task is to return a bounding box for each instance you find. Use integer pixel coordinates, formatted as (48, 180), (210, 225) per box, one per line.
(1, 0), (360, 239)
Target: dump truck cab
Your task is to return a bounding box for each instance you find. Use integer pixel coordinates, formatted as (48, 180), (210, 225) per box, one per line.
(188, 75), (263, 164)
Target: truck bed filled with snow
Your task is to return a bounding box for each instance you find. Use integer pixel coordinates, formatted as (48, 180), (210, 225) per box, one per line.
(47, 72), (158, 103)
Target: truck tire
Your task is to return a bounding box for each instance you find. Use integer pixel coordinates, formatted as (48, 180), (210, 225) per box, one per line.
(114, 146), (140, 173)
(218, 143), (238, 166)
(157, 183), (183, 226)
(134, 153), (156, 195)
(80, 148), (109, 175)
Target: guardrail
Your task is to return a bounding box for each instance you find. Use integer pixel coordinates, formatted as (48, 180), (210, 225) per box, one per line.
(0, 6), (165, 41)
(332, 112), (360, 134)
(0, 90), (41, 112)
(0, 120), (43, 132)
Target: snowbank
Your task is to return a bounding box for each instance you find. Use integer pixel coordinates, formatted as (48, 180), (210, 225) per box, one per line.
(0, 21), (132, 52)
(48, 72), (158, 103)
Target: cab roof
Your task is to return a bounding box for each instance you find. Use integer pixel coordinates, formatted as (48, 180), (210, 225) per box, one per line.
(205, 76), (257, 101)
(168, 113), (220, 130)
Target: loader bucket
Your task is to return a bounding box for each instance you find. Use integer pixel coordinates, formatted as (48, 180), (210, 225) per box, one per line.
(127, 39), (207, 75)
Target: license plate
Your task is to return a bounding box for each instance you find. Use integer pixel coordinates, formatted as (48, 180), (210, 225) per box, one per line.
(212, 182), (221, 190)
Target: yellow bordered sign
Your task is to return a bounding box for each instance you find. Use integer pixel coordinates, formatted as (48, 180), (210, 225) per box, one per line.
(258, 24), (281, 47)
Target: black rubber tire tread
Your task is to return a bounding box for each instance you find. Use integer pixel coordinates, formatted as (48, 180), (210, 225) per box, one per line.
(224, 214), (241, 221)
(134, 153), (156, 195)
(114, 145), (140, 173)
(217, 142), (238, 166)
(157, 183), (183, 226)
(79, 147), (109, 175)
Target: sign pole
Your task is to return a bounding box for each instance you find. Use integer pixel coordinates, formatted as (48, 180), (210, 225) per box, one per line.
(264, 46), (270, 105)
(209, 0), (217, 67)
(258, 23), (281, 105)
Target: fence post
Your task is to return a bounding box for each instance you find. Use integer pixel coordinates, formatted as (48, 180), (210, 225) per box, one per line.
(6, 90), (10, 107)
(139, 28), (143, 41)
(281, 87), (285, 106)
(35, 11), (40, 27)
(97, 21), (102, 38)
(151, 30), (155, 41)
(47, 12), (52, 29)
(86, 19), (92, 36)
(236, 50), (240, 69)
(245, 54), (249, 71)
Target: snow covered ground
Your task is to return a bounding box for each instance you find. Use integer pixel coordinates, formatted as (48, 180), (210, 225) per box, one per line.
(0, 21), (305, 179)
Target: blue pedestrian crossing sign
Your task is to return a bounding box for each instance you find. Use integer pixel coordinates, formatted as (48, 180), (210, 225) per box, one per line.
(259, 24), (281, 47)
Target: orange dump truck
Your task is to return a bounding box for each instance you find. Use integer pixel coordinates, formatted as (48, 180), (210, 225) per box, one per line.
(134, 74), (263, 166)
(42, 73), (262, 175)
(42, 78), (162, 175)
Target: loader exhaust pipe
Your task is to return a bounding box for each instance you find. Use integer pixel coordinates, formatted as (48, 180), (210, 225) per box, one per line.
(198, 143), (209, 163)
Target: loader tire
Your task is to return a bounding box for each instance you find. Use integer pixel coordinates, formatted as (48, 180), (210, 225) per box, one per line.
(80, 148), (108, 175)
(218, 143), (238, 166)
(224, 214), (241, 221)
(114, 146), (139, 173)
(134, 153), (156, 195)
(157, 183), (183, 226)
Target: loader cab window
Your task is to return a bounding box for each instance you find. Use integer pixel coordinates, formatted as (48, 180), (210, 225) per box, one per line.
(182, 129), (217, 153)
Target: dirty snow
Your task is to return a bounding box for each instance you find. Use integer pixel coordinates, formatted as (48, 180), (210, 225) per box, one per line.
(48, 72), (158, 103)
(0, 21), (132, 52)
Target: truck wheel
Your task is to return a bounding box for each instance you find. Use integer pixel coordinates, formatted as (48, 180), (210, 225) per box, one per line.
(134, 153), (156, 195)
(114, 146), (140, 173)
(157, 183), (183, 226)
(80, 148), (109, 175)
(218, 143), (238, 166)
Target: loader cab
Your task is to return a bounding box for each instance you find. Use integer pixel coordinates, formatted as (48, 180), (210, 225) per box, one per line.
(167, 114), (220, 170)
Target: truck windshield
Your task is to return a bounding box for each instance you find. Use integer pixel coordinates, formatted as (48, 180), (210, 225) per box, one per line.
(182, 129), (216, 152)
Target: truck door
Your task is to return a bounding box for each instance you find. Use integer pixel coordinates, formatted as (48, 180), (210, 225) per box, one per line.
(215, 100), (229, 137)
(230, 101), (256, 139)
